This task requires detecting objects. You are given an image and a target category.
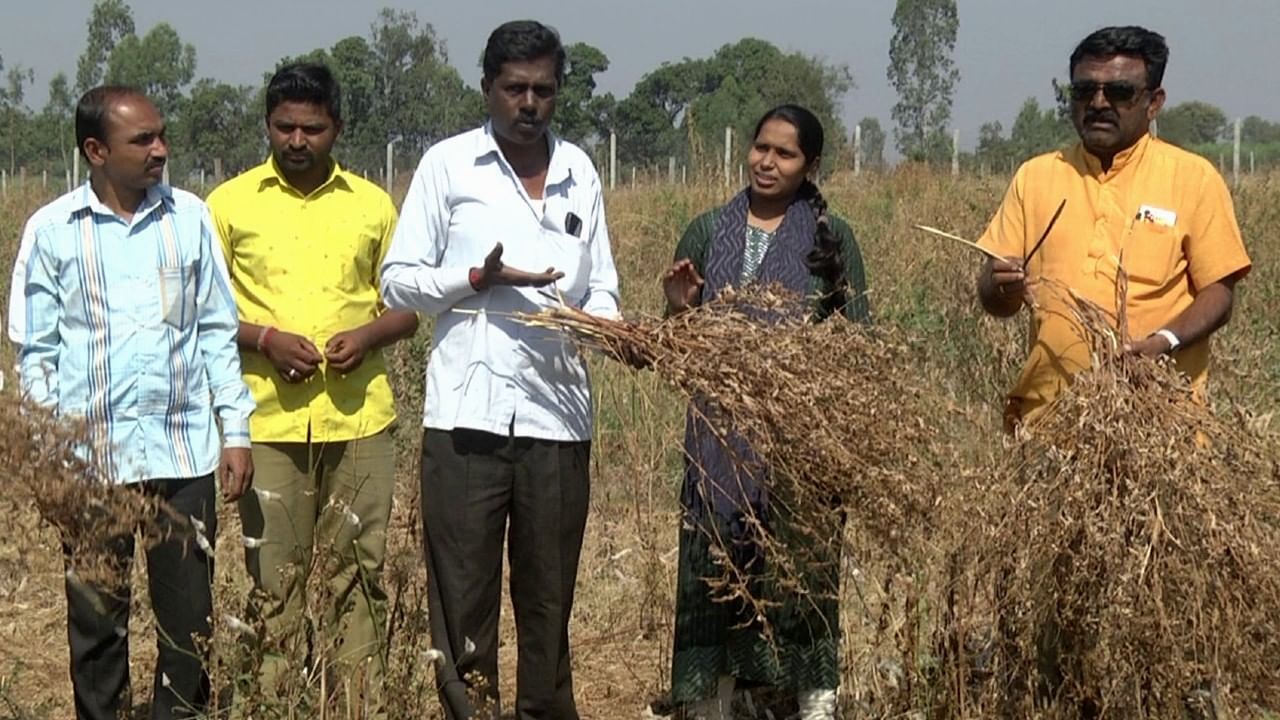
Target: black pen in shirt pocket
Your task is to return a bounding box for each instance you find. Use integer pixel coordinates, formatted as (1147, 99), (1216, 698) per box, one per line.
(565, 212), (583, 238)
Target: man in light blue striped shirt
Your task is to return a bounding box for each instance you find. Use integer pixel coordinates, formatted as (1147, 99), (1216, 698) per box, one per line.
(11, 86), (254, 720)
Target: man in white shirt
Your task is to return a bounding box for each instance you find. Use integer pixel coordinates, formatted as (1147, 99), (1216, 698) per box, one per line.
(380, 20), (620, 720)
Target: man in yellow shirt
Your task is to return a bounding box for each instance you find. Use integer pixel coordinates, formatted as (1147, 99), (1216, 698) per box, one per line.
(207, 63), (418, 705)
(977, 26), (1251, 430)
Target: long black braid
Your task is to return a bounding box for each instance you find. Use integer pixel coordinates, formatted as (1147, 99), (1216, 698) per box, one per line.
(799, 179), (847, 319)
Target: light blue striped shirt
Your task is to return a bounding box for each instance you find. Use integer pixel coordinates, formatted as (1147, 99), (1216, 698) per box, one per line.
(16, 182), (253, 484)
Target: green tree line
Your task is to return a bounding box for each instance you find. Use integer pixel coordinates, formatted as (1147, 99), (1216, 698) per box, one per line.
(969, 91), (1280, 173)
(1, 0), (1276, 185)
(0, 1), (866, 184)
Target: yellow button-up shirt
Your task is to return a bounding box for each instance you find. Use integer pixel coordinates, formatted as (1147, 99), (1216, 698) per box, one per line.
(978, 134), (1251, 422)
(207, 158), (400, 442)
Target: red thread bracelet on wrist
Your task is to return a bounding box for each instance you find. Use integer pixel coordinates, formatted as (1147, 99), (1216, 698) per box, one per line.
(259, 326), (278, 352)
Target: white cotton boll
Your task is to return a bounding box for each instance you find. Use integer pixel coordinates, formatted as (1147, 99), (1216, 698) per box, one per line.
(255, 488), (281, 502)
(223, 614), (254, 636)
(160, 672), (171, 688)
(796, 689), (837, 719)
(463, 637), (476, 655)
(194, 531), (213, 556)
(114, 626), (128, 638)
(241, 536), (266, 549)
(189, 517), (207, 534)
(423, 648), (445, 666)
(325, 497), (360, 525)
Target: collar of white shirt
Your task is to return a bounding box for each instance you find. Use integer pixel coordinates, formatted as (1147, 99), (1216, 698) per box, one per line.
(473, 121), (575, 210)
(71, 181), (173, 228)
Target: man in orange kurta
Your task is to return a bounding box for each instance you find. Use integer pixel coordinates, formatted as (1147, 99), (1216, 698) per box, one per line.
(977, 25), (1251, 430)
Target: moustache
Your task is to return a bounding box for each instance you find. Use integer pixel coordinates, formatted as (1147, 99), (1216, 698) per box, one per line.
(1084, 111), (1119, 125)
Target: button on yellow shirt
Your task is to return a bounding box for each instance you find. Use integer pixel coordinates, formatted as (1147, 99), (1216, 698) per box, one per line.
(207, 159), (400, 442)
(978, 134), (1251, 422)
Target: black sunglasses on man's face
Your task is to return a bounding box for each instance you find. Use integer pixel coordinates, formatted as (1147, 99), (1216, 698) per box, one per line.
(1069, 80), (1148, 105)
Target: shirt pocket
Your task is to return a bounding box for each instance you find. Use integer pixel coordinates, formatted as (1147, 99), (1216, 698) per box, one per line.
(327, 222), (379, 296)
(158, 262), (198, 330)
(1123, 223), (1181, 287)
(543, 226), (591, 304)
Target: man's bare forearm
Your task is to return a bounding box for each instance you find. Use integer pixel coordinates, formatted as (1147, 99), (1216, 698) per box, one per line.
(1158, 277), (1238, 346)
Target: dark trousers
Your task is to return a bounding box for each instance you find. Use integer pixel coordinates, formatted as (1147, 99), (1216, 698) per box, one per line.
(65, 474), (216, 720)
(421, 428), (591, 720)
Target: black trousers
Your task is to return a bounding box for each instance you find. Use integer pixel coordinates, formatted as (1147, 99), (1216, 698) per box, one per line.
(421, 428), (591, 720)
(65, 474), (216, 720)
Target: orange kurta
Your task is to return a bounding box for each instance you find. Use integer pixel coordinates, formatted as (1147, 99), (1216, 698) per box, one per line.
(978, 133), (1251, 422)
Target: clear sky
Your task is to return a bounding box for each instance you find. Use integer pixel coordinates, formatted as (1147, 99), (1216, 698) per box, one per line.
(2, 0), (1277, 152)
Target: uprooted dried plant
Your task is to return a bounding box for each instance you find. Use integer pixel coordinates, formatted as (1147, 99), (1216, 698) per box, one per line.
(962, 279), (1280, 718)
(516, 287), (949, 640)
(0, 389), (195, 587)
(519, 277), (1280, 719)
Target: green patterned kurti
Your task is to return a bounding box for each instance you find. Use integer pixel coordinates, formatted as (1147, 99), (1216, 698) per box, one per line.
(669, 208), (869, 704)
(741, 224), (773, 281)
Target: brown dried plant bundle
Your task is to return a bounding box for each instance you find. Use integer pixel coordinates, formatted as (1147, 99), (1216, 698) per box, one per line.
(0, 390), (192, 587)
(970, 281), (1280, 718)
(517, 287), (946, 627)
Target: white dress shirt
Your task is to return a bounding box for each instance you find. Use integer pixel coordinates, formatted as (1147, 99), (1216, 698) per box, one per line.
(380, 123), (621, 442)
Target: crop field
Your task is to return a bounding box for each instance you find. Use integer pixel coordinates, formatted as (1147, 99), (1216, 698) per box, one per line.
(0, 168), (1277, 718)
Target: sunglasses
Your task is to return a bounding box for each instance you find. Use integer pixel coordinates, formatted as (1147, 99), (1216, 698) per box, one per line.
(1069, 81), (1148, 105)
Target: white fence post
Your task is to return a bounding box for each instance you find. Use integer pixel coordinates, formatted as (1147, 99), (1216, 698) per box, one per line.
(723, 126), (732, 187)
(609, 132), (617, 190)
(853, 124), (863, 176)
(1232, 117), (1242, 187)
(951, 128), (960, 176)
(385, 140), (396, 195)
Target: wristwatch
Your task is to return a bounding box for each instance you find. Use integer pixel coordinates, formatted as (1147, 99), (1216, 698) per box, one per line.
(1155, 328), (1181, 352)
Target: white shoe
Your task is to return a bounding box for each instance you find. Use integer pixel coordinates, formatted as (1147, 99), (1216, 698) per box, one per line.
(687, 676), (735, 720)
(796, 688), (836, 720)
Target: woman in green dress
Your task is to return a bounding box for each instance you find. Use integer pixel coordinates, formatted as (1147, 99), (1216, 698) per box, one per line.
(661, 104), (869, 720)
